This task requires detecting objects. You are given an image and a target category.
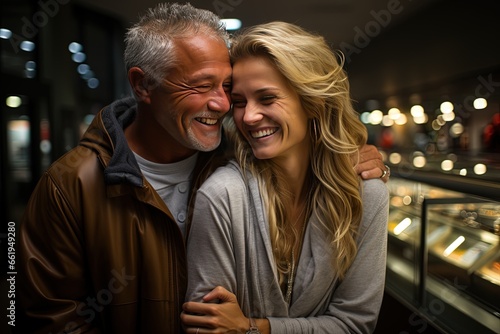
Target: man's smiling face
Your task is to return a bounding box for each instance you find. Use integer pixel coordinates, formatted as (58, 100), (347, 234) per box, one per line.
(150, 34), (232, 152)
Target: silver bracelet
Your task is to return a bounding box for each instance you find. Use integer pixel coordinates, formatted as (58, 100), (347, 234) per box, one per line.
(246, 318), (261, 334)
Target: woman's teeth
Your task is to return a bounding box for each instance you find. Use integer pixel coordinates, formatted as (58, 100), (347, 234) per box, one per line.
(251, 128), (277, 138)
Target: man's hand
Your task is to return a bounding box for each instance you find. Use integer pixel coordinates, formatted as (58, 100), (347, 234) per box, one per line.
(354, 144), (390, 182)
(181, 286), (248, 333)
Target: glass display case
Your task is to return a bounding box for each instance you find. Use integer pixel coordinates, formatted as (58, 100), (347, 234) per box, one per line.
(385, 177), (500, 334)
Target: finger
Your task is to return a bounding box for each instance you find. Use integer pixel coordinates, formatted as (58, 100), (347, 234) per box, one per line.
(203, 286), (236, 303)
(360, 168), (384, 180)
(180, 311), (199, 327)
(181, 320), (203, 334)
(359, 144), (382, 160)
(181, 310), (212, 328)
(361, 165), (391, 182)
(183, 301), (213, 316)
(354, 159), (382, 175)
(186, 326), (205, 334)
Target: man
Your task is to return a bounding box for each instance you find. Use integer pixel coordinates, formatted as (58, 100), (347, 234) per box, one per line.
(15, 3), (389, 333)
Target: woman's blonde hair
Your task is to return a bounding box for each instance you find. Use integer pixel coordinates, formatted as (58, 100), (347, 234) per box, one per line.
(227, 21), (368, 281)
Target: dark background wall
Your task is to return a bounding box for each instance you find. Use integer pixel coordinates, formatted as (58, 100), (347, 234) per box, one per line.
(346, 0), (500, 102)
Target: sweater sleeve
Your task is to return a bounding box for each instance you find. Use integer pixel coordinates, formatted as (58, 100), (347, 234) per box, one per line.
(185, 166), (247, 303)
(15, 171), (101, 334)
(268, 179), (389, 334)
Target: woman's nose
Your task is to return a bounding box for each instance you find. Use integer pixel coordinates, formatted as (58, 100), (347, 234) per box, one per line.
(242, 102), (263, 124)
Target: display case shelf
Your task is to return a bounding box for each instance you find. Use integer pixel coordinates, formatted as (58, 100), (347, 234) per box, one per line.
(385, 175), (500, 334)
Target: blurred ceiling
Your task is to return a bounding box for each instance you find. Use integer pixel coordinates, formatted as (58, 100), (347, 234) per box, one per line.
(74, 0), (441, 48)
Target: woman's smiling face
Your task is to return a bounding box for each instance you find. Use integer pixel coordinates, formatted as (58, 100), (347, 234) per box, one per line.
(231, 55), (310, 161)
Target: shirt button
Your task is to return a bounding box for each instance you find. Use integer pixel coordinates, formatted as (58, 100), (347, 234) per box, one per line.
(179, 183), (187, 193)
(177, 212), (186, 222)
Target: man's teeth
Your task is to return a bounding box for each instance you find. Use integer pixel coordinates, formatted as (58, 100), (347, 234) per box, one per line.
(197, 117), (218, 125)
(251, 128), (277, 138)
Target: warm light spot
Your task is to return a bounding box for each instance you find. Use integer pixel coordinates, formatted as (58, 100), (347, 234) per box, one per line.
(394, 218), (412, 236)
(389, 153), (402, 164)
(410, 105), (424, 117)
(473, 98), (487, 109)
(441, 160), (454, 171)
(369, 110), (383, 125)
(443, 236), (465, 257)
(6, 96), (22, 108)
(474, 164), (487, 175)
(440, 101), (454, 114)
(413, 156), (427, 168)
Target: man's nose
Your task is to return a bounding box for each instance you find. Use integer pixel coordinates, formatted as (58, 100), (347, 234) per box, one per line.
(207, 87), (231, 113)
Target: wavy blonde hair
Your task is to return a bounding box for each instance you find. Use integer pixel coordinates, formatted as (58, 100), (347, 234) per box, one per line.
(226, 21), (368, 281)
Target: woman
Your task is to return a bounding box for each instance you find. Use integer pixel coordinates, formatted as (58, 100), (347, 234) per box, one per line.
(183, 21), (389, 334)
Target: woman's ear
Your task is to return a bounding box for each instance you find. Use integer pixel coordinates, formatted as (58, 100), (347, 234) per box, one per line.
(128, 67), (151, 103)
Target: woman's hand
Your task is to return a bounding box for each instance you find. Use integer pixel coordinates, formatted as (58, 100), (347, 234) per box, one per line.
(354, 144), (390, 182)
(182, 286), (249, 334)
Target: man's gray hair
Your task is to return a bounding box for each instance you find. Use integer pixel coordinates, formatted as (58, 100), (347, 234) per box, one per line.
(124, 2), (230, 85)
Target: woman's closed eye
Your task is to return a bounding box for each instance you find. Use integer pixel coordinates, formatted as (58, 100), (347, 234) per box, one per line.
(232, 99), (247, 108)
(223, 82), (232, 92)
(260, 95), (277, 104)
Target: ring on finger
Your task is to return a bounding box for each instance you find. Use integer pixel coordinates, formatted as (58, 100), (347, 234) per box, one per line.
(380, 165), (390, 179)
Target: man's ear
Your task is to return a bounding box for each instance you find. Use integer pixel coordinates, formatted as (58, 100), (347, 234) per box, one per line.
(128, 67), (151, 103)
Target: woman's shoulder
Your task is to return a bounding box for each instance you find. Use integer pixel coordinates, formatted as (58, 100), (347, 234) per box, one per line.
(206, 160), (244, 180)
(361, 178), (389, 206)
(358, 179), (390, 235)
(199, 160), (247, 191)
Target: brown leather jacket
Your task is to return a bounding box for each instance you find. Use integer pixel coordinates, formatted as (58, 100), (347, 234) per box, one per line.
(16, 97), (216, 333)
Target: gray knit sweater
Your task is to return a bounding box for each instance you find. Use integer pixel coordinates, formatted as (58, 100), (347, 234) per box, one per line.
(186, 160), (389, 333)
